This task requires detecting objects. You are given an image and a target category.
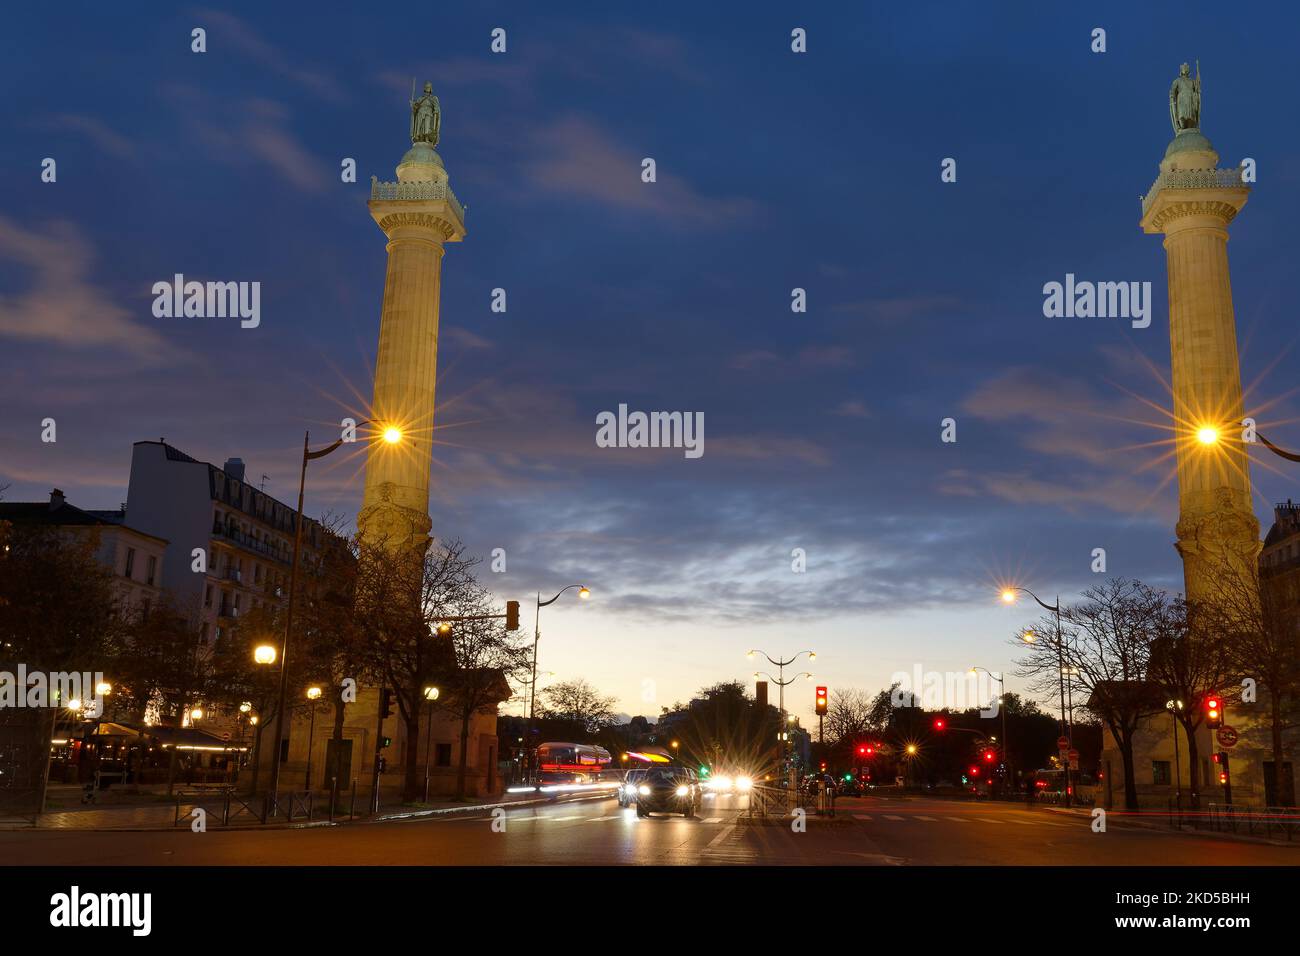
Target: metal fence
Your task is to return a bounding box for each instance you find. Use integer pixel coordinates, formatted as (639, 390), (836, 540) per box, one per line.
(1168, 800), (1300, 841)
(172, 778), (360, 827)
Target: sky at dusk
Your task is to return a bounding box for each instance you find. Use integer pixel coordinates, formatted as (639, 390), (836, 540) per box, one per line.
(3, 3), (1300, 726)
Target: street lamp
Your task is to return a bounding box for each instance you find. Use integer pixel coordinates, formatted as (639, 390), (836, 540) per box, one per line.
(423, 685), (440, 802)
(526, 584), (591, 784)
(969, 666), (1012, 788)
(268, 420), (400, 804)
(1166, 699), (1184, 813)
(304, 687), (322, 791)
(254, 644), (277, 665)
(750, 650), (814, 788)
(1002, 585), (1073, 807)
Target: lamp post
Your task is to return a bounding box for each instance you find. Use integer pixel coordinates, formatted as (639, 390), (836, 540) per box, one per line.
(422, 685), (440, 802)
(1166, 699), (1184, 815)
(969, 666), (1011, 790)
(526, 584), (590, 785)
(1002, 586), (1073, 807)
(749, 647), (815, 786)
(304, 687), (322, 791)
(267, 421), (400, 804)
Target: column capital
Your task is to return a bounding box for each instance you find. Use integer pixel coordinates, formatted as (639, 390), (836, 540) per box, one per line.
(1140, 176), (1248, 235)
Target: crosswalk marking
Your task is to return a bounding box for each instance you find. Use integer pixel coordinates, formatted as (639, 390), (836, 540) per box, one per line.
(700, 817), (723, 823)
(854, 814), (873, 821)
(973, 817), (1004, 824)
(945, 816), (970, 823)
(883, 814), (905, 821)
(915, 815), (937, 821)
(588, 815), (620, 821)
(550, 815), (583, 821)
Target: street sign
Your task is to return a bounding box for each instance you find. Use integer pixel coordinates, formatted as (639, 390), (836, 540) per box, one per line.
(1066, 748), (1079, 760)
(1217, 726), (1239, 748)
(221, 732), (231, 741)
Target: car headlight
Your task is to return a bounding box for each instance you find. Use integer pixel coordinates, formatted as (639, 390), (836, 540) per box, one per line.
(638, 785), (650, 796)
(736, 776), (753, 791)
(714, 775), (732, 791)
(675, 786), (688, 796)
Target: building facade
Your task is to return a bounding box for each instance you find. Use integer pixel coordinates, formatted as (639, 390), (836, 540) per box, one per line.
(123, 440), (323, 649)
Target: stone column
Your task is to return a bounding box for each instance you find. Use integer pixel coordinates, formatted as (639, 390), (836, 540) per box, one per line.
(1140, 129), (1258, 603)
(359, 142), (466, 555)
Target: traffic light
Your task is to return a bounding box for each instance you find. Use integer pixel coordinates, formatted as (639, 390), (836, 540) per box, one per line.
(815, 686), (828, 716)
(505, 600), (520, 631)
(856, 743), (868, 757)
(380, 688), (394, 720)
(380, 736), (392, 749)
(1205, 696), (1222, 729)
(982, 749), (996, 762)
(1216, 751), (1230, 785)
(933, 717), (946, 731)
(969, 765), (980, 776)
(819, 761), (827, 772)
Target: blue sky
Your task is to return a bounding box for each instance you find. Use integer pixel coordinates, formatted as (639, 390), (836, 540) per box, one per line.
(3, 3), (1299, 723)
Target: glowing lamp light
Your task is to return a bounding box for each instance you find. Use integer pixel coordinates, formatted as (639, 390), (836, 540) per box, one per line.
(254, 645), (277, 665)
(190, 708), (203, 721)
(1196, 426), (1220, 446)
(1000, 589), (1018, 604)
(578, 587), (591, 600)
(306, 687), (322, 700)
(95, 682), (112, 696)
(382, 426), (402, 444)
(423, 686), (440, 701)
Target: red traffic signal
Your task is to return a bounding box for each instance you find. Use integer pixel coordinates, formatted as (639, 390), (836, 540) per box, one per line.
(815, 686), (828, 716)
(933, 717), (946, 731)
(982, 749), (996, 762)
(969, 765), (980, 776)
(1205, 696), (1222, 729)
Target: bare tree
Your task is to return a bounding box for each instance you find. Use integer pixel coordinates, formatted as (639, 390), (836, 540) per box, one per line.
(1202, 545), (1300, 805)
(540, 678), (618, 734)
(1146, 593), (1229, 808)
(825, 687), (875, 744)
(1016, 578), (1164, 810)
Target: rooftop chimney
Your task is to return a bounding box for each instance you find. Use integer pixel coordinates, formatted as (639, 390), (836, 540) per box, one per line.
(49, 488), (65, 510)
(223, 458), (246, 482)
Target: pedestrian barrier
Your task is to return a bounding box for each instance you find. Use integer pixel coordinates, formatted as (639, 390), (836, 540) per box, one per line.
(1168, 800), (1300, 841)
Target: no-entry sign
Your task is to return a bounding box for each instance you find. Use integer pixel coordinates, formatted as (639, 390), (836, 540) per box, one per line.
(1217, 726), (1239, 748)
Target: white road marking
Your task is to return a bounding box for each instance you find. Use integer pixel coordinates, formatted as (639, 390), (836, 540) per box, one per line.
(883, 814), (905, 821)
(587, 816), (620, 821)
(701, 817), (723, 824)
(854, 814), (873, 821)
(945, 816), (970, 823)
(549, 815), (583, 821)
(915, 815), (938, 821)
(706, 825), (735, 849)
(974, 817), (1005, 824)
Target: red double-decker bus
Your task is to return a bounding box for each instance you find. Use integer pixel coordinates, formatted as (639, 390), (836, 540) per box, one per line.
(536, 742), (612, 785)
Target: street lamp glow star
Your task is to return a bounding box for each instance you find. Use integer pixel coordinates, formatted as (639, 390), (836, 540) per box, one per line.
(1196, 425), (1220, 446)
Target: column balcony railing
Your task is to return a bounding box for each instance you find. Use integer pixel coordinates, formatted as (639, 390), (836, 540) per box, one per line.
(370, 177), (465, 223)
(1141, 167), (1246, 217)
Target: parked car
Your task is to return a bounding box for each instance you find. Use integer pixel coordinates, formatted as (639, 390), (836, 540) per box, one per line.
(617, 769), (648, 807)
(635, 766), (700, 818)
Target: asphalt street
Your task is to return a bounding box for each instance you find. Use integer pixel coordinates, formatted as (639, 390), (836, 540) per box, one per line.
(4, 793), (1296, 866)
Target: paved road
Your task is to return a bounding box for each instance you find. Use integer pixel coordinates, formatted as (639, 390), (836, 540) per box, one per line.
(3, 792), (1295, 866)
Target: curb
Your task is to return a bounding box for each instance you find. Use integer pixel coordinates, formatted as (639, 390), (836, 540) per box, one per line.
(0, 790), (617, 834)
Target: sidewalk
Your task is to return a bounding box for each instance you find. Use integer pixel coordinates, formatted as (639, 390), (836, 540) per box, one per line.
(1, 785), (613, 832)
(1042, 804), (1300, 848)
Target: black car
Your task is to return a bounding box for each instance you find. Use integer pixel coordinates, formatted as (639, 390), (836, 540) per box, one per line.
(635, 766), (700, 818)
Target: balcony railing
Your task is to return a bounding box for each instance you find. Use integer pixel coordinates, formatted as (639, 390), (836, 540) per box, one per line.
(370, 176), (465, 223)
(1141, 167), (1246, 216)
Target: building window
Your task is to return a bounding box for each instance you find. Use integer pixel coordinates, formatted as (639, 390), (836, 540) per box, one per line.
(1152, 760), (1171, 786)
(435, 743), (453, 768)
(146, 555), (157, 586)
(124, 547), (136, 578)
